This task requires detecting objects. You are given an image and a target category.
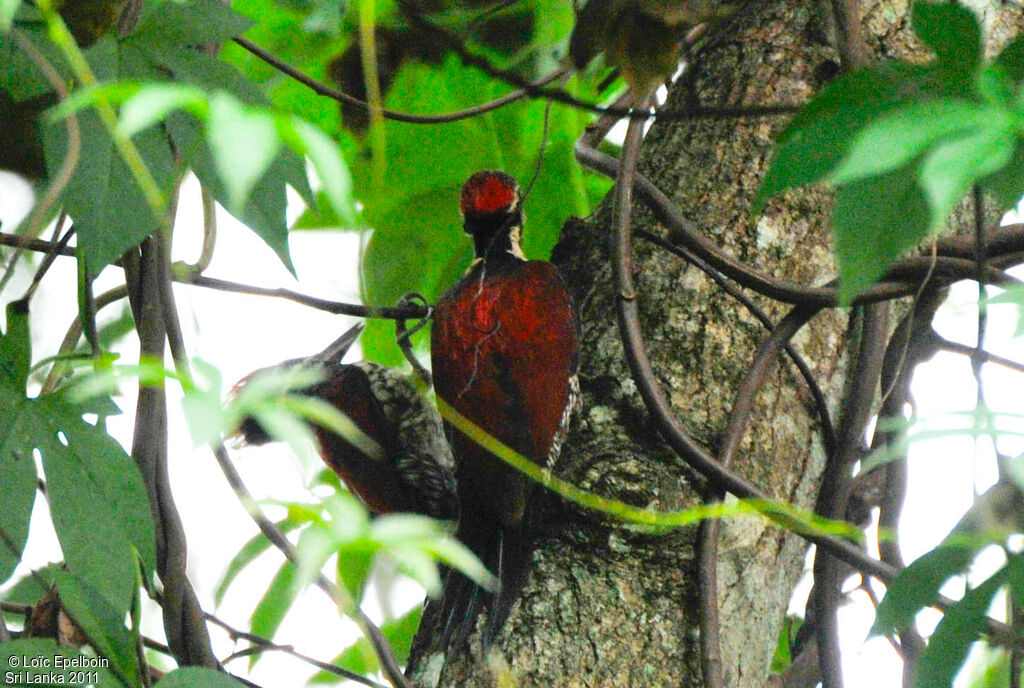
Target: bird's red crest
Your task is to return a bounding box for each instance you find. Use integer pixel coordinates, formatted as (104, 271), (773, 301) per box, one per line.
(460, 171), (518, 216)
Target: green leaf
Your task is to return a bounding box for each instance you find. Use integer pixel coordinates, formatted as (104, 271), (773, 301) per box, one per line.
(872, 543), (976, 637)
(0, 638), (121, 686)
(166, 112), (297, 274)
(0, 25), (71, 101)
(993, 35), (1024, 89)
(913, 564), (1008, 688)
(249, 560), (299, 660)
(918, 125), (1016, 228)
(828, 100), (1001, 186)
(37, 395), (156, 615)
(981, 142), (1024, 211)
(833, 166), (930, 304)
(309, 606), (422, 683)
(1, 0), (19, 33)
(0, 563), (58, 605)
(912, 2), (982, 73)
(214, 518), (302, 606)
(770, 616), (802, 673)
(206, 91), (281, 214)
(336, 542), (375, 603)
(118, 83), (208, 138)
(55, 570), (141, 687)
(753, 53), (978, 216)
(43, 100), (176, 273)
(132, 0), (254, 45)
(1, 298), (30, 389)
(0, 385), (37, 585)
(281, 117), (357, 226)
(154, 666), (247, 687)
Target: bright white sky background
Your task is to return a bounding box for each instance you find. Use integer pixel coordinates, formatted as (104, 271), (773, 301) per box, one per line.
(1, 163), (1023, 686)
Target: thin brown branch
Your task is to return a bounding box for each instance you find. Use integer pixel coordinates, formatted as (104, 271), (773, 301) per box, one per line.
(232, 36), (567, 125)
(829, 0), (869, 71)
(209, 443), (413, 688)
(933, 334), (1024, 376)
(397, 1), (802, 121)
(204, 612), (388, 688)
(182, 273), (428, 319)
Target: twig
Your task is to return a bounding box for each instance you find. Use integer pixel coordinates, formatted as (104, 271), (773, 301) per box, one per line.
(209, 443), (413, 688)
(40, 285), (130, 395)
(394, 293), (433, 387)
(204, 612), (388, 688)
(20, 220), (75, 303)
(182, 274), (428, 319)
(232, 36), (568, 125)
(397, 0), (802, 121)
(829, 0), (869, 71)
(932, 334), (1024, 376)
(0, 601), (35, 616)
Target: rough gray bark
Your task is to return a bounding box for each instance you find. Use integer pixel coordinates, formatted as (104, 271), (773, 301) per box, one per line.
(409, 0), (1024, 686)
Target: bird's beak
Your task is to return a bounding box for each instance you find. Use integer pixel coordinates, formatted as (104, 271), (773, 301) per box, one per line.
(310, 321), (365, 364)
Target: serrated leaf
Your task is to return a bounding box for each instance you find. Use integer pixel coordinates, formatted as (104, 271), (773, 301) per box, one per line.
(913, 564), (1008, 688)
(872, 543), (976, 637)
(35, 395), (156, 615)
(214, 518), (302, 605)
(207, 91), (281, 214)
(0, 385), (37, 584)
(912, 1), (982, 74)
(154, 666), (247, 687)
(55, 570), (140, 687)
(918, 125), (1016, 228)
(829, 100), (1000, 186)
(43, 101), (176, 273)
(0, 638), (121, 686)
(834, 166), (930, 304)
(249, 560), (299, 665)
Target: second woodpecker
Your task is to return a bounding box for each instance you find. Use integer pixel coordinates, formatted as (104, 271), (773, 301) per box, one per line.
(431, 170), (580, 648)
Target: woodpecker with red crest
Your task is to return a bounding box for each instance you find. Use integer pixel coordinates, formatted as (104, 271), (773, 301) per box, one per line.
(231, 323), (459, 521)
(431, 170), (580, 650)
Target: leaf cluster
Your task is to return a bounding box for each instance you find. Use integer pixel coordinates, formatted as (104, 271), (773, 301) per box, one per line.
(756, 3), (1024, 302)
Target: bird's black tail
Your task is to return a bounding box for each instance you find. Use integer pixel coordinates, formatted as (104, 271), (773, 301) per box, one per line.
(430, 516), (532, 657)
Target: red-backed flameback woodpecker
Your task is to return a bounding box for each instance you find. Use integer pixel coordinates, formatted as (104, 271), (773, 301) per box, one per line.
(431, 170), (580, 650)
(231, 323), (459, 521)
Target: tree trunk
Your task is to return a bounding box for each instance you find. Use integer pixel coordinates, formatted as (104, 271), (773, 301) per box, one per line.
(410, 0), (1023, 685)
